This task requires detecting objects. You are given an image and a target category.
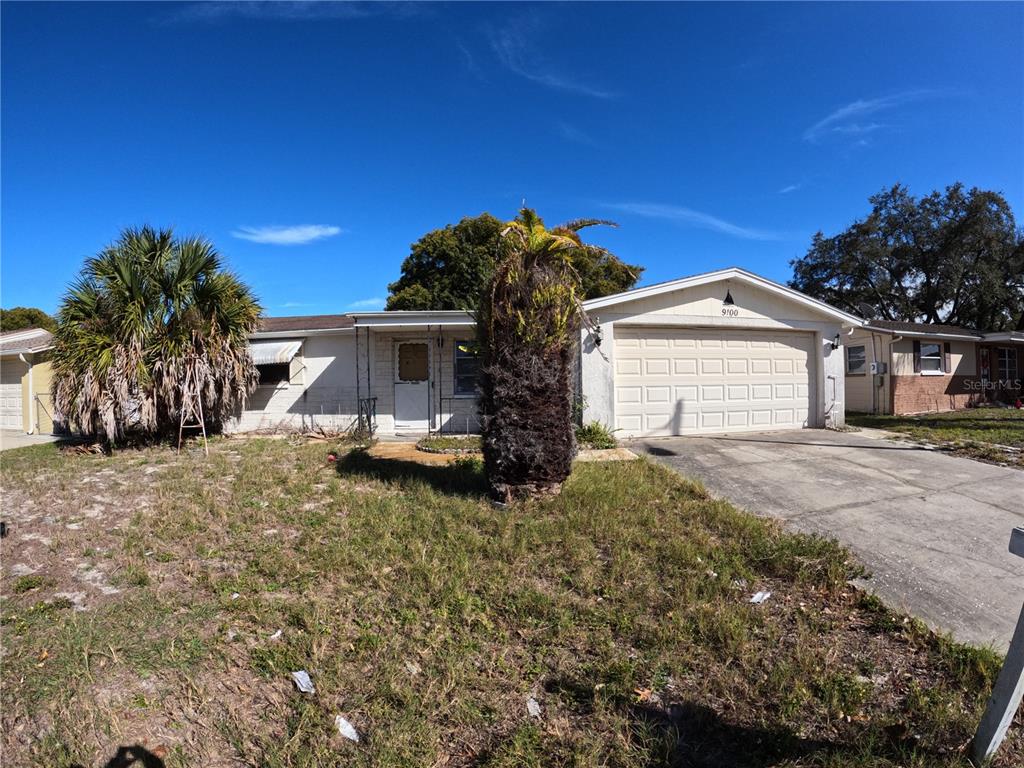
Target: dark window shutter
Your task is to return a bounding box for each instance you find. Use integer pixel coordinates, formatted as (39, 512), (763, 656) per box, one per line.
(943, 342), (951, 374)
(913, 339), (921, 373)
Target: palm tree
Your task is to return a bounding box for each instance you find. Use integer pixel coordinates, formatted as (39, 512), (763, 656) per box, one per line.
(478, 209), (614, 501)
(52, 226), (262, 443)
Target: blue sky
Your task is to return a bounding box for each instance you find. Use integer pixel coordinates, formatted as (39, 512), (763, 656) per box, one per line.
(2, 1), (1022, 316)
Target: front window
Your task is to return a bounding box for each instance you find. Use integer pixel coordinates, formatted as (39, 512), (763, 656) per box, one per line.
(846, 345), (866, 375)
(257, 363), (290, 386)
(920, 342), (943, 373)
(454, 340), (480, 396)
(997, 347), (1018, 382)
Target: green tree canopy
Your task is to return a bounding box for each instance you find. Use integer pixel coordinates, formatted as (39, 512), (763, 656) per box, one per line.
(789, 184), (1024, 331)
(52, 226), (262, 443)
(0, 306), (57, 333)
(386, 212), (643, 310)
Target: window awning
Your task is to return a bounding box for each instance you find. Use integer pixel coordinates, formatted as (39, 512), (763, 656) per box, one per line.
(248, 339), (302, 365)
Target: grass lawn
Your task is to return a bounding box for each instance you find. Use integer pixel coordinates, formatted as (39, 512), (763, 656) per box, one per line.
(1, 437), (1020, 767)
(847, 407), (1024, 468)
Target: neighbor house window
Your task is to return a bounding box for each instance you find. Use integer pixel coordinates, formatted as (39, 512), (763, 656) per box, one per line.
(454, 341), (480, 396)
(919, 342), (943, 373)
(257, 363), (290, 386)
(846, 345), (866, 375)
(997, 347), (1018, 382)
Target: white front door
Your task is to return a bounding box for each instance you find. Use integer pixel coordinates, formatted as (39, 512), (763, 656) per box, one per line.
(394, 342), (430, 430)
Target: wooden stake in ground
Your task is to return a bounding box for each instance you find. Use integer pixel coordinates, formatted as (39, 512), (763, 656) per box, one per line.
(971, 526), (1024, 765)
(176, 363), (209, 457)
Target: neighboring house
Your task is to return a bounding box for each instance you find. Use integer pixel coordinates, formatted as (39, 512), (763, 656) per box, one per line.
(236, 268), (862, 437)
(0, 327), (55, 434)
(844, 320), (1024, 415)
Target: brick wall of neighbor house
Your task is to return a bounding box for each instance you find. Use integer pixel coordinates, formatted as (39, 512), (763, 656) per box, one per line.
(890, 338), (980, 414)
(891, 374), (977, 414)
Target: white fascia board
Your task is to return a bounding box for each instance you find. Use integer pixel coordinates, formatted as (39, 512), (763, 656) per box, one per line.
(581, 267), (864, 325)
(861, 325), (983, 341)
(981, 332), (1024, 343)
(350, 311), (475, 328)
(250, 328), (354, 340)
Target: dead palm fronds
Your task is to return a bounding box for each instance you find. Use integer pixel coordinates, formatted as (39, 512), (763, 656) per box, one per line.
(52, 227), (261, 444)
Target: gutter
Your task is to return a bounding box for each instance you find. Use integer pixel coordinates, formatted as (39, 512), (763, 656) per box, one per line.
(861, 325), (982, 342)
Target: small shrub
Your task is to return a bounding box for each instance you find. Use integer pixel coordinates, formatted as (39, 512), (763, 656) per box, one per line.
(575, 422), (617, 449)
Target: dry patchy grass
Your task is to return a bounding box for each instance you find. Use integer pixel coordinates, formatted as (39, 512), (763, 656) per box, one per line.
(0, 437), (1020, 767)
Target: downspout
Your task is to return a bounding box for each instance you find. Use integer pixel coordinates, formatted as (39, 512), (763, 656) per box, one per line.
(887, 335), (903, 415)
(18, 353), (34, 434)
(868, 333), (878, 414)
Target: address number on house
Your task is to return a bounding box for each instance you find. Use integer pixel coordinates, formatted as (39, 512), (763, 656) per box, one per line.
(722, 307), (739, 317)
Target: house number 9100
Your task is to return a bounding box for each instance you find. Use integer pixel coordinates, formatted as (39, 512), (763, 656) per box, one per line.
(722, 307), (739, 317)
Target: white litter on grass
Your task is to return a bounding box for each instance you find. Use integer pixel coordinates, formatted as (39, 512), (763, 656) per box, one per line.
(230, 592), (240, 600)
(335, 715), (360, 742)
(526, 697), (542, 718)
(269, 629), (283, 641)
(404, 660), (421, 676)
(749, 590), (772, 604)
(291, 670), (315, 694)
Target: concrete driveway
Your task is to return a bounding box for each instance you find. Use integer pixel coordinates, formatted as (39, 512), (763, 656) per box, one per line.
(0, 430), (57, 452)
(631, 429), (1024, 650)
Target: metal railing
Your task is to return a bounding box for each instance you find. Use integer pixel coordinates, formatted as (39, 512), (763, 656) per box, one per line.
(357, 397), (377, 435)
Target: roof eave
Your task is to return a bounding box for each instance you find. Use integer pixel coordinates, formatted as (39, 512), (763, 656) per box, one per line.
(582, 267), (863, 325)
(861, 325), (983, 341)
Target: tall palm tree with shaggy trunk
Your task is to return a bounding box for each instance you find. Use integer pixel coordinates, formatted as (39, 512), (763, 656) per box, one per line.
(478, 209), (615, 502)
(52, 226), (262, 444)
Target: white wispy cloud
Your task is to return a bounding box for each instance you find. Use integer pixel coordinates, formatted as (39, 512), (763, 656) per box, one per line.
(232, 225), (342, 245)
(280, 301), (315, 309)
(457, 41), (485, 81)
(777, 183), (801, 194)
(347, 297), (385, 309)
(803, 90), (938, 143)
(555, 121), (599, 147)
(161, 1), (422, 24)
(602, 202), (782, 241)
(488, 18), (615, 99)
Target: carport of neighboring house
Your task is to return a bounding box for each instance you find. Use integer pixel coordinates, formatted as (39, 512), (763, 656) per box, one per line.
(578, 268), (863, 437)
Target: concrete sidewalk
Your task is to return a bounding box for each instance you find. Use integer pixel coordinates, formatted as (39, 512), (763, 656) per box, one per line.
(631, 429), (1024, 650)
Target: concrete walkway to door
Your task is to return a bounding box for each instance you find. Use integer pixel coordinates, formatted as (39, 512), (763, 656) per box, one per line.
(0, 429), (57, 452)
(631, 429), (1024, 650)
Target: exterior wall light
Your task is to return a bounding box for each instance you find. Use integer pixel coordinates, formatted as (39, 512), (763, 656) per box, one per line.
(723, 290), (735, 306)
(593, 324), (603, 347)
(831, 333), (841, 350)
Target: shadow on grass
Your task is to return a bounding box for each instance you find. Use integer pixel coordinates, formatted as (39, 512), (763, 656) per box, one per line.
(628, 701), (927, 767)
(336, 447), (489, 498)
(70, 744), (166, 768)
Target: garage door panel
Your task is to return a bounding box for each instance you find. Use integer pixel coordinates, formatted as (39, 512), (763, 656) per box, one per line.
(1, 361), (26, 430)
(614, 327), (814, 437)
(645, 358), (670, 375)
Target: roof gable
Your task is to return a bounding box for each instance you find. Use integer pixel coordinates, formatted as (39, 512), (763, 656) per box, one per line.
(582, 267), (862, 324)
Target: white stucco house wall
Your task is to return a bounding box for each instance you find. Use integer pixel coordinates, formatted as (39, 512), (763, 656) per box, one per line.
(232, 267), (862, 438)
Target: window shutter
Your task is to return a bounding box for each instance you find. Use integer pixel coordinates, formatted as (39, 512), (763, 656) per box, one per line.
(943, 342), (951, 374)
(913, 339), (921, 373)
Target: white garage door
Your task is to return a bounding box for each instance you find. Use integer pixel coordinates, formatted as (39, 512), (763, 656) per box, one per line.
(0, 360), (26, 430)
(614, 327), (815, 436)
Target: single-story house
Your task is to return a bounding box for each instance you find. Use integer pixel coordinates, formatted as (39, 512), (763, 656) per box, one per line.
(844, 320), (1024, 415)
(0, 328), (55, 434)
(234, 267), (863, 438)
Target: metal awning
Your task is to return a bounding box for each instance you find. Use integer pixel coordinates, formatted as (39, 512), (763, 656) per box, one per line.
(248, 339), (302, 365)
